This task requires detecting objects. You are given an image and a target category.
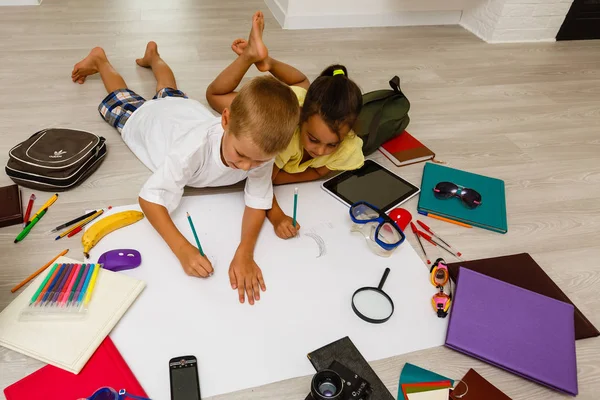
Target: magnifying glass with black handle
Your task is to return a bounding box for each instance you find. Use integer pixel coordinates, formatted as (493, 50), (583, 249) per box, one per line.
(351, 268), (394, 324)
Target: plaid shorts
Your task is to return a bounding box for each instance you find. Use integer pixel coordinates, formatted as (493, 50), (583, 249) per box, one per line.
(98, 87), (188, 133)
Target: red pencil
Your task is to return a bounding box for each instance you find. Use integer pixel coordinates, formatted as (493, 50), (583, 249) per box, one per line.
(23, 194), (36, 227)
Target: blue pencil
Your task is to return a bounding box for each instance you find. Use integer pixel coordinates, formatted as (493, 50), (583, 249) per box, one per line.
(76, 264), (96, 307)
(292, 187), (298, 228)
(186, 212), (205, 256)
(41, 263), (66, 305)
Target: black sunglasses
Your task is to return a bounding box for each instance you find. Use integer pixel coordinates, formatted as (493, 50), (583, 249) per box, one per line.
(433, 182), (482, 209)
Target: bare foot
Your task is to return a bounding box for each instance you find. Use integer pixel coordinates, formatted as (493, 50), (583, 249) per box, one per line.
(71, 47), (107, 84)
(239, 11), (269, 71)
(135, 41), (159, 68)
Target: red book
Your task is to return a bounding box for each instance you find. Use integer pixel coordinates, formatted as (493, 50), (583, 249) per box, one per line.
(4, 336), (147, 400)
(378, 131), (435, 167)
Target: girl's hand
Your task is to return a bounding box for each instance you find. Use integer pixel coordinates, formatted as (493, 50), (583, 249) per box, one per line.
(175, 241), (214, 278)
(272, 214), (301, 239)
(228, 249), (266, 305)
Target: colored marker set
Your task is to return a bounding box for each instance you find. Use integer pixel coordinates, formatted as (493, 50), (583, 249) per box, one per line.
(21, 263), (101, 319)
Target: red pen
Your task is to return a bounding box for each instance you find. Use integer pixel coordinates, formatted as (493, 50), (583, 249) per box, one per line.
(419, 230), (460, 259)
(417, 220), (462, 257)
(23, 194), (36, 227)
(418, 230), (437, 247)
(67, 226), (83, 238)
(410, 222), (430, 265)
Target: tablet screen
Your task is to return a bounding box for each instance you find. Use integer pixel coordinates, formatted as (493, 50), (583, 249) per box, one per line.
(322, 160), (420, 212)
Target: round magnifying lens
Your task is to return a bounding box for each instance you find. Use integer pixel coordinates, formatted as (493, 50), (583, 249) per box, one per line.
(351, 268), (394, 324)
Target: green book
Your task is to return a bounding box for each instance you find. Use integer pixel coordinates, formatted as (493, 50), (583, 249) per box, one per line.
(417, 163), (507, 233)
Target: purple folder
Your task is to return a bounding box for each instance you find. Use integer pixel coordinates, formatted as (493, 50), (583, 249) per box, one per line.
(445, 268), (578, 396)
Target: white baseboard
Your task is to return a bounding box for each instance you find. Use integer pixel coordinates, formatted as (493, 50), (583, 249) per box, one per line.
(264, 0), (286, 28)
(0, 0), (40, 5)
(264, 8), (462, 30)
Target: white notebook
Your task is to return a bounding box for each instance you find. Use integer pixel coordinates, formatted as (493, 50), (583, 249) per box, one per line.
(0, 256), (145, 374)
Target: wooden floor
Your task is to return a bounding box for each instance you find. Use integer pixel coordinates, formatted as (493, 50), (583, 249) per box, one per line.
(1, 0), (599, 399)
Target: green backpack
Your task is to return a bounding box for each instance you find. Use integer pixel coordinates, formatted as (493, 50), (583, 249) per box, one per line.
(354, 76), (410, 155)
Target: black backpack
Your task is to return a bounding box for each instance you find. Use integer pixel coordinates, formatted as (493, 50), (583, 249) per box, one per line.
(6, 128), (107, 191)
(354, 76), (410, 155)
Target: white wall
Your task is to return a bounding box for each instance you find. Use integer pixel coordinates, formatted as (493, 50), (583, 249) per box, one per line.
(460, 0), (573, 43)
(266, 0), (468, 30)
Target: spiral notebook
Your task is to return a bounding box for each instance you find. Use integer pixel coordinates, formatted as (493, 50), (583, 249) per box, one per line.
(0, 256), (145, 374)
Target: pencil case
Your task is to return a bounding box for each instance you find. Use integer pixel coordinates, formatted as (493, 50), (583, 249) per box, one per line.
(19, 263), (102, 321)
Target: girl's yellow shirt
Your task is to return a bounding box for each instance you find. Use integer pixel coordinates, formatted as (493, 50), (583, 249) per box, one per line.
(275, 86), (364, 173)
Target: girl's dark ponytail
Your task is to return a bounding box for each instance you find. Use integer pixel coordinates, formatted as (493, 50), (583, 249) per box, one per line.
(319, 64), (349, 77)
(301, 64), (362, 136)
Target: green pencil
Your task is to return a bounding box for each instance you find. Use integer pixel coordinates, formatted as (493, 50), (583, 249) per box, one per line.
(292, 187), (298, 228)
(14, 208), (47, 243)
(186, 212), (205, 256)
(29, 263), (58, 305)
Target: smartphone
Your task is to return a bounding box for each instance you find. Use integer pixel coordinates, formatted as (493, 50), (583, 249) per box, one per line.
(169, 355), (202, 400)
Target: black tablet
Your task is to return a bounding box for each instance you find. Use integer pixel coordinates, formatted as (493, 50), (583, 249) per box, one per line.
(321, 160), (420, 213)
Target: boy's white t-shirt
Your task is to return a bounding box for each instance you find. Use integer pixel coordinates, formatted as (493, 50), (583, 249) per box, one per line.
(121, 97), (273, 213)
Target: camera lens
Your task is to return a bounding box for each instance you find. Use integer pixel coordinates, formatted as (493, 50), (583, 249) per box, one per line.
(318, 382), (337, 397)
(311, 370), (343, 399)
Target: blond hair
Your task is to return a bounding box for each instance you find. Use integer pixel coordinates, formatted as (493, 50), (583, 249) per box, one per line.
(229, 76), (300, 155)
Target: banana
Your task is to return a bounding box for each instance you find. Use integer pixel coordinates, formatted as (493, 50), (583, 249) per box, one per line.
(82, 210), (144, 258)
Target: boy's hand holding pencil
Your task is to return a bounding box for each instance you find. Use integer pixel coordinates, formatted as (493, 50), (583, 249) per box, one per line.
(178, 212), (214, 278)
(273, 214), (301, 239)
(176, 241), (214, 278)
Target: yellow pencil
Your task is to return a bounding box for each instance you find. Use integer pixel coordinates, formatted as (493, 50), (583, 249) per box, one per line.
(83, 264), (101, 307)
(55, 210), (104, 240)
(28, 193), (58, 224)
(428, 213), (473, 228)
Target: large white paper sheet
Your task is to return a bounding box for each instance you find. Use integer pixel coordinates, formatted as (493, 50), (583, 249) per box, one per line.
(88, 183), (447, 398)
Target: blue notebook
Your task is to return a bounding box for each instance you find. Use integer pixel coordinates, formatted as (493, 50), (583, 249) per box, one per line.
(417, 163), (507, 233)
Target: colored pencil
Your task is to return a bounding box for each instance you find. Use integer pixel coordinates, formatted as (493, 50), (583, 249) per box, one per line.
(59, 264), (80, 306)
(51, 210), (97, 233)
(186, 212), (205, 256)
(292, 187), (298, 228)
(76, 264), (95, 306)
(40, 263), (66, 306)
(29, 263), (59, 305)
(45, 263), (69, 306)
(27, 193), (58, 226)
(54, 264), (76, 305)
(83, 264), (100, 307)
(55, 209), (104, 240)
(11, 249), (69, 293)
(424, 212), (472, 228)
(68, 264), (88, 306)
(14, 208), (47, 243)
(35, 263), (62, 305)
(23, 194), (36, 227)
(49, 264), (73, 306)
